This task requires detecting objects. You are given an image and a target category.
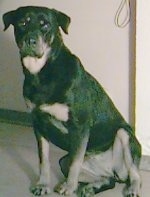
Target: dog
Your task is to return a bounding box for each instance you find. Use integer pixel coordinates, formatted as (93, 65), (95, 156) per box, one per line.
(3, 6), (141, 197)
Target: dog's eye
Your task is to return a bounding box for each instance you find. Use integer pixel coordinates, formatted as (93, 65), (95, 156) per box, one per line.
(40, 20), (45, 25)
(40, 20), (49, 30)
(26, 17), (31, 22)
(19, 17), (31, 28)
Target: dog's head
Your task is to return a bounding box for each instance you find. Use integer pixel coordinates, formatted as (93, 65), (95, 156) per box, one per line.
(3, 6), (70, 60)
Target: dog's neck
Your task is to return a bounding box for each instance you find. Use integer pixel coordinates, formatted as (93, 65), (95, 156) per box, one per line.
(21, 41), (65, 75)
(22, 46), (51, 75)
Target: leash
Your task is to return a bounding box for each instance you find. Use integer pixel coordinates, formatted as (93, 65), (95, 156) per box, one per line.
(115, 0), (131, 28)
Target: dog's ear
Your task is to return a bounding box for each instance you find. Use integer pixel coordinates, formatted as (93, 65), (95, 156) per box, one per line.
(3, 10), (15, 31)
(52, 9), (71, 34)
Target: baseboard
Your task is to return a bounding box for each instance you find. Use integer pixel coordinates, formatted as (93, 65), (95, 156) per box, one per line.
(0, 108), (150, 171)
(0, 108), (32, 127)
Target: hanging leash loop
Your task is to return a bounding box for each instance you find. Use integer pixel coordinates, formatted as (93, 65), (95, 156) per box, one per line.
(115, 0), (131, 28)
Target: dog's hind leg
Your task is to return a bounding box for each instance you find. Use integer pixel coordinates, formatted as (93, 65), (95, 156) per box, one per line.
(116, 129), (141, 197)
(30, 132), (51, 196)
(59, 148), (116, 197)
(76, 128), (141, 197)
(77, 177), (116, 197)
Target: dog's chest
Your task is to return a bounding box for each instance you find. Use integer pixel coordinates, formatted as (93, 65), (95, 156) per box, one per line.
(23, 56), (48, 75)
(26, 98), (69, 121)
(40, 103), (69, 122)
(25, 98), (69, 134)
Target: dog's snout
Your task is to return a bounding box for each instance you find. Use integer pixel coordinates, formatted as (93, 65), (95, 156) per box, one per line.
(24, 33), (38, 47)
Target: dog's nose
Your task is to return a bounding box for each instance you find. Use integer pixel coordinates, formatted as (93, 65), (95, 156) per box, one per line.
(29, 38), (36, 46)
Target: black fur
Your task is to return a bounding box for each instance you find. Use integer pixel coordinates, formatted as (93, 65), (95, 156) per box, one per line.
(3, 6), (141, 197)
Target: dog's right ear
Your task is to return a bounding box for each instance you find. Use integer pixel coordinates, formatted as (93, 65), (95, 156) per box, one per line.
(3, 10), (15, 31)
(52, 9), (71, 34)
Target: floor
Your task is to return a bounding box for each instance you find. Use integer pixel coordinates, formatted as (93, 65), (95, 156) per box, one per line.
(0, 122), (149, 197)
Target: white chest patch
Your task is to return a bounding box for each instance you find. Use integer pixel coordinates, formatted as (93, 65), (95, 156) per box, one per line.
(22, 53), (49, 74)
(23, 56), (46, 74)
(40, 103), (69, 122)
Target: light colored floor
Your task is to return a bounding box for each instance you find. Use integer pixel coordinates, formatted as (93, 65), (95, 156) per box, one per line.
(0, 122), (149, 197)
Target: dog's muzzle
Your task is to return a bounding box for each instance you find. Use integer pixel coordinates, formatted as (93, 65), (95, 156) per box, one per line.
(19, 33), (49, 58)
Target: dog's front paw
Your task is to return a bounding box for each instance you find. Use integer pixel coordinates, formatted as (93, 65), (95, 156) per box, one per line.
(55, 181), (76, 196)
(30, 184), (51, 196)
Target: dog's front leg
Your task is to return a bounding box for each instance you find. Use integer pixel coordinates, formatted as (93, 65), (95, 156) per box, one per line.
(57, 130), (90, 196)
(31, 132), (51, 196)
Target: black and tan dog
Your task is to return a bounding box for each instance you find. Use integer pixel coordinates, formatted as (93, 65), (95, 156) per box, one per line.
(3, 6), (141, 197)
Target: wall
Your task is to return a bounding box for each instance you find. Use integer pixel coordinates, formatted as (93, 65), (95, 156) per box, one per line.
(0, 0), (130, 122)
(136, 0), (150, 155)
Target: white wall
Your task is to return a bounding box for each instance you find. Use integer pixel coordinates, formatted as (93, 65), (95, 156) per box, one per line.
(0, 0), (131, 122)
(136, 0), (150, 155)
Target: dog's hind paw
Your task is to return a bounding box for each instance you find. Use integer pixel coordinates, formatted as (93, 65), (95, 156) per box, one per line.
(30, 184), (51, 196)
(55, 181), (75, 196)
(77, 183), (95, 197)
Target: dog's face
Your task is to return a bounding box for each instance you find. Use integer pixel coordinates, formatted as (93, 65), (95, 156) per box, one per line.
(3, 6), (70, 59)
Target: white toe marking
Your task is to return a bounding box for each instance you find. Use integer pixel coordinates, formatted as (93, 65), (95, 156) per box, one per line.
(40, 103), (69, 122)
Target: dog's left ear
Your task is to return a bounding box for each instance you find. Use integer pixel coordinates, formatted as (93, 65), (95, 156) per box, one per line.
(3, 10), (15, 31)
(52, 9), (71, 34)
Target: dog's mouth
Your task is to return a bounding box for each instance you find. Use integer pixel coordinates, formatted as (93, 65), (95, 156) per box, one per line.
(19, 36), (50, 58)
